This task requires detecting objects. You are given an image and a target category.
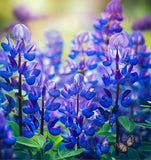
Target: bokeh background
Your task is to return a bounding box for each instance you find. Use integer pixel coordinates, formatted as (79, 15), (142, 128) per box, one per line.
(0, 0), (151, 57)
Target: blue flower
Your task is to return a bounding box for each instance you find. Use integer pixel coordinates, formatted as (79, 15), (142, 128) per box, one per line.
(0, 110), (16, 158)
(99, 88), (112, 108)
(44, 141), (53, 152)
(22, 118), (36, 138)
(129, 31), (145, 46)
(47, 118), (61, 135)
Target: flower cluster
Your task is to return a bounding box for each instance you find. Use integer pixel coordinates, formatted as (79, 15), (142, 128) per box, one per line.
(92, 0), (123, 62)
(58, 73), (110, 157)
(0, 0), (150, 159)
(0, 110), (16, 159)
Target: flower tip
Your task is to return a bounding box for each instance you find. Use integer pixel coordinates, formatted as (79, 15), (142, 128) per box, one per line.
(11, 24), (31, 42)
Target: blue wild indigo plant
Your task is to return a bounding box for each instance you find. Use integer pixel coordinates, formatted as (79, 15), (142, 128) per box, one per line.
(0, 0), (151, 159)
(1, 24), (40, 136)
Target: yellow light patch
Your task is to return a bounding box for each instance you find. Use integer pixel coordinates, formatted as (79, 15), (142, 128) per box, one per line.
(0, 64), (4, 68)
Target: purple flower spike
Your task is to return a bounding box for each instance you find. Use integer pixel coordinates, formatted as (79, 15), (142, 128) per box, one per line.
(106, 0), (123, 14)
(109, 32), (129, 48)
(11, 24), (31, 42)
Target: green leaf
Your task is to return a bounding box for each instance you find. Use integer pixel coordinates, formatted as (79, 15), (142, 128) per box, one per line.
(15, 144), (30, 154)
(108, 135), (116, 143)
(14, 150), (28, 159)
(38, 134), (46, 148)
(145, 156), (151, 160)
(49, 150), (57, 160)
(102, 123), (111, 131)
(145, 120), (151, 124)
(101, 153), (113, 160)
(118, 116), (135, 132)
(44, 154), (51, 160)
(140, 105), (151, 108)
(7, 120), (19, 136)
(128, 148), (140, 160)
(56, 148), (85, 159)
(16, 136), (40, 148)
(138, 145), (151, 152)
(135, 123), (151, 129)
(48, 134), (63, 148)
(141, 141), (151, 145)
(31, 134), (39, 142)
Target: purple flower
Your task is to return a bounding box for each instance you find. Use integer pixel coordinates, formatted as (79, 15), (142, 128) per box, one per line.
(119, 90), (131, 107)
(79, 134), (110, 156)
(47, 117), (61, 135)
(99, 88), (112, 108)
(109, 32), (129, 48)
(0, 110), (16, 159)
(132, 14), (151, 31)
(73, 31), (91, 45)
(22, 118), (36, 138)
(129, 31), (145, 46)
(11, 24), (31, 42)
(44, 141), (53, 152)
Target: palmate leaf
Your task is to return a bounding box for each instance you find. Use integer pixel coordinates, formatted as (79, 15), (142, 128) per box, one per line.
(14, 143), (38, 159)
(7, 120), (19, 136)
(38, 134), (46, 148)
(138, 145), (151, 152)
(56, 148), (85, 159)
(47, 134), (63, 148)
(128, 148), (140, 160)
(97, 123), (116, 143)
(135, 122), (151, 129)
(16, 136), (40, 148)
(97, 123), (111, 135)
(145, 156), (151, 160)
(118, 116), (135, 132)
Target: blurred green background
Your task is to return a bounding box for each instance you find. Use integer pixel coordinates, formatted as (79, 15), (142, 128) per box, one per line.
(0, 0), (151, 56)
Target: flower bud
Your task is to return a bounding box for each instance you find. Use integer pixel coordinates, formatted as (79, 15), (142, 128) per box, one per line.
(11, 24), (31, 42)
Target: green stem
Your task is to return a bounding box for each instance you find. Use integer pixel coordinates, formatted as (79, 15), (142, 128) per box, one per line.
(28, 149), (33, 159)
(40, 149), (44, 160)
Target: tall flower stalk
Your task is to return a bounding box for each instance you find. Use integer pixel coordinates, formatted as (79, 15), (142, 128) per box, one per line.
(1, 24), (39, 136)
(59, 73), (110, 158)
(98, 32), (139, 155)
